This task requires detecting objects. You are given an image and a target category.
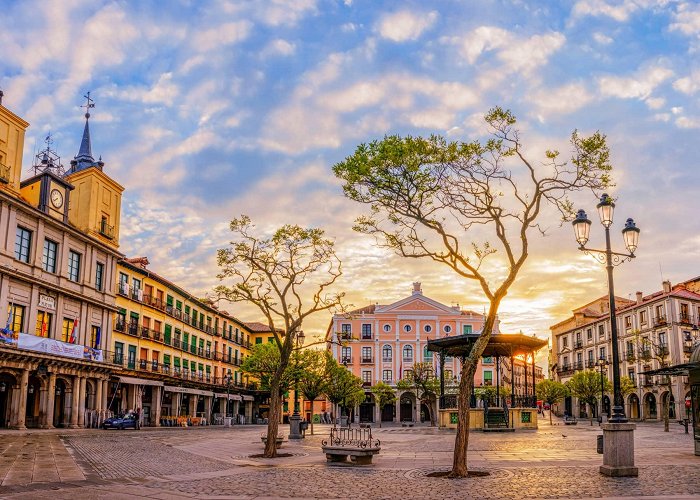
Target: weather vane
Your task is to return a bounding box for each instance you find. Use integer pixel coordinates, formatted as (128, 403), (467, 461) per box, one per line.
(81, 91), (95, 119)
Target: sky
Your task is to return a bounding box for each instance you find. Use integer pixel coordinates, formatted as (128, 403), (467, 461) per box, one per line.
(2, 0), (700, 366)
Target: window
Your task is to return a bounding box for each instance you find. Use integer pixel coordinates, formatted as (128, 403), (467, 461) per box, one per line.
(341, 323), (352, 339)
(624, 316), (632, 330)
(588, 350), (594, 364)
(403, 369), (412, 379)
(576, 352), (583, 364)
(35, 310), (51, 337)
(114, 342), (124, 364)
(655, 304), (664, 320)
(563, 356), (569, 367)
(382, 370), (392, 383)
(67, 250), (81, 282)
(119, 272), (129, 294)
(444, 325), (452, 334)
(6, 303), (24, 333)
(383, 324), (391, 332)
(576, 332), (581, 345)
(599, 346), (606, 361)
(382, 345), (392, 362)
(424, 324), (432, 333)
(424, 346), (433, 359)
(463, 324), (472, 334)
(639, 310), (647, 325)
(255, 337), (262, 344)
(483, 370), (493, 385)
(587, 328), (592, 341)
(445, 369), (453, 379)
(62, 318), (75, 343)
(403, 324), (412, 333)
(361, 324), (372, 339)
(362, 371), (372, 384)
(14, 227), (34, 263)
(402, 345), (413, 361)
(361, 346), (372, 362)
(164, 324), (172, 345)
(90, 325), (100, 348)
(562, 336), (568, 348)
(598, 325), (605, 339)
(628, 368), (635, 385)
(341, 346), (351, 364)
(42, 239), (57, 273)
(483, 356), (493, 363)
(95, 262), (104, 291)
(626, 340), (634, 356)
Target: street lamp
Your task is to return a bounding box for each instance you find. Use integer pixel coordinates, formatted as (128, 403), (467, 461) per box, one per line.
(289, 330), (305, 439)
(573, 193), (640, 477)
(224, 371), (233, 418)
(598, 356), (608, 424)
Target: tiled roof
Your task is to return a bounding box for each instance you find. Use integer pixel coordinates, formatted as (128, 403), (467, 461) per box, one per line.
(244, 321), (275, 333)
(346, 304), (377, 315)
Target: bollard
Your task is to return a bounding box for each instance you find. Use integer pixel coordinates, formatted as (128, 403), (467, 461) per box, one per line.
(596, 434), (604, 454)
(678, 419), (690, 434)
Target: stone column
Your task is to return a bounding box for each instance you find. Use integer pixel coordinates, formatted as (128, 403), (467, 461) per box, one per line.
(233, 400), (240, 421)
(13, 369), (29, 430)
(152, 386), (162, 427)
(204, 396), (212, 425)
(374, 401), (381, 424)
(600, 423), (638, 477)
(69, 376), (80, 428)
(173, 393), (181, 417)
(78, 377), (87, 427)
(9, 381), (20, 427)
(245, 400), (253, 424)
(101, 380), (109, 414)
(44, 373), (56, 429)
(95, 379), (103, 412)
(394, 396), (401, 423)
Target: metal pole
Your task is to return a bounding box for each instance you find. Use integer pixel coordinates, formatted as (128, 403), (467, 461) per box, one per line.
(510, 354), (515, 408)
(605, 225), (626, 423)
(531, 354), (536, 405)
(496, 355), (500, 406)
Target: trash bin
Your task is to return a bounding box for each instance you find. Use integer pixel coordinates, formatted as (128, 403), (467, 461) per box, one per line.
(597, 434), (604, 454)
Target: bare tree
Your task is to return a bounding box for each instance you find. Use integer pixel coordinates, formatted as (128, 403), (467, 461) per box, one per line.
(632, 329), (673, 431)
(216, 216), (344, 457)
(333, 107), (612, 477)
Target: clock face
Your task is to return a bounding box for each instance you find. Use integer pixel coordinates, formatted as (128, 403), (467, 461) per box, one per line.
(50, 189), (64, 209)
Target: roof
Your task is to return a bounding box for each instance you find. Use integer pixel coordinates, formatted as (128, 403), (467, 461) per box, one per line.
(244, 322), (274, 333)
(427, 332), (548, 357)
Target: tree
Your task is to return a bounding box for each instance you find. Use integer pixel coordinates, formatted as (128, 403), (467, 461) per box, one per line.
(333, 108), (612, 477)
(566, 370), (609, 426)
(536, 380), (569, 425)
(370, 382), (396, 428)
(296, 350), (331, 435)
(619, 375), (636, 400)
(631, 329), (672, 431)
(240, 342), (294, 393)
(325, 360), (365, 424)
(216, 216), (344, 457)
(396, 362), (440, 426)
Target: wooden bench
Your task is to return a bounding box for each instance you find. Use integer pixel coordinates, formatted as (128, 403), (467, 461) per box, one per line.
(321, 426), (381, 465)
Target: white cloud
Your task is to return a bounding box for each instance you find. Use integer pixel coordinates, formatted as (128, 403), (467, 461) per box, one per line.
(377, 10), (438, 42)
(193, 21), (252, 52)
(571, 0), (669, 22)
(530, 82), (594, 116)
(261, 39), (296, 57)
(670, 2), (700, 36)
(255, 0), (318, 26)
(673, 70), (700, 94)
(598, 65), (673, 99)
(452, 26), (510, 64)
(592, 32), (613, 44)
(676, 116), (700, 128)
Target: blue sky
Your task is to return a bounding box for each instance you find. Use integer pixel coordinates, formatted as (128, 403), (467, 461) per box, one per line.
(2, 0), (700, 354)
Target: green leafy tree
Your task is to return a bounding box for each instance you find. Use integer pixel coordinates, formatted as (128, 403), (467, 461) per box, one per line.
(325, 360), (365, 424)
(370, 382), (396, 428)
(216, 216), (344, 457)
(334, 107), (612, 477)
(396, 362), (441, 426)
(296, 350), (331, 435)
(619, 375), (636, 399)
(566, 370), (609, 426)
(240, 342), (294, 393)
(536, 380), (569, 425)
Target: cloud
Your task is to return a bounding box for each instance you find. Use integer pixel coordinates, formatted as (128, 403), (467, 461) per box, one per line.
(193, 21), (252, 52)
(670, 2), (700, 36)
(571, 0), (669, 22)
(530, 82), (594, 117)
(261, 39), (296, 57)
(598, 64), (673, 99)
(592, 32), (613, 44)
(377, 10), (438, 42)
(673, 70), (700, 94)
(676, 115), (700, 128)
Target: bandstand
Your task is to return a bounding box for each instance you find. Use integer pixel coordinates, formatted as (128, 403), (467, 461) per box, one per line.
(427, 333), (548, 431)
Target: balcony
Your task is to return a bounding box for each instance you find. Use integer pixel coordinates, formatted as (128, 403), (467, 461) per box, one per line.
(360, 357), (373, 364)
(643, 378), (654, 387)
(127, 323), (139, 337)
(139, 358), (148, 370)
(679, 313), (694, 325)
(640, 348), (652, 361)
(625, 350), (635, 362)
(117, 283), (129, 297)
(0, 162), (10, 184)
(574, 341), (583, 349)
(658, 344), (669, 356)
(573, 361), (584, 371)
(382, 357), (392, 363)
(140, 327), (151, 339)
(362, 381), (371, 387)
(162, 365), (171, 375)
(341, 356), (353, 365)
(382, 379), (393, 385)
(684, 344), (694, 354)
(173, 339), (181, 349)
(586, 359), (596, 368)
(151, 360), (159, 372)
(189, 345), (197, 355)
(114, 320), (126, 333)
(98, 219), (115, 239)
(361, 333), (372, 340)
(403, 357), (413, 363)
(653, 315), (667, 328)
(205, 350), (212, 359)
(152, 330), (162, 342)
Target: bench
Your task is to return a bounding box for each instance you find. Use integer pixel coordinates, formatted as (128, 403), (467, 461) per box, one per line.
(563, 415), (578, 425)
(401, 420), (414, 427)
(261, 435), (285, 448)
(321, 426), (381, 465)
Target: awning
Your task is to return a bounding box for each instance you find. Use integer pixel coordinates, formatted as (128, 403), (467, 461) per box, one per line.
(118, 376), (164, 387)
(241, 394), (254, 401)
(214, 393), (242, 401)
(164, 385), (214, 397)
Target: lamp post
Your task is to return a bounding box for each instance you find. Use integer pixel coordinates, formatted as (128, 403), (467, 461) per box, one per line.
(598, 356), (608, 424)
(572, 193), (640, 477)
(224, 371), (232, 419)
(289, 330), (305, 439)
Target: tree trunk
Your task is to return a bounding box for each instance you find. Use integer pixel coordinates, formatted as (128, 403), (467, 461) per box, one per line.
(663, 382), (672, 432)
(589, 403), (594, 426)
(429, 398), (437, 427)
(449, 365), (476, 478)
(264, 381), (282, 458)
(549, 407), (553, 425)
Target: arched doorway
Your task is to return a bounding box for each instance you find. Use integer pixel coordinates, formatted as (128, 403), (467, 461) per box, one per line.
(644, 393), (657, 420)
(564, 395), (573, 416)
(53, 379), (68, 428)
(0, 372), (17, 428)
(420, 402), (432, 423)
(381, 402), (395, 422)
(359, 393), (375, 423)
(628, 394), (640, 420)
(400, 393), (415, 422)
(25, 375), (43, 428)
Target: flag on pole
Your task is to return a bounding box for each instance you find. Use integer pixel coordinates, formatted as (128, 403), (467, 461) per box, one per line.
(94, 326), (101, 349)
(69, 318), (78, 344)
(1, 301), (13, 338)
(40, 313), (48, 337)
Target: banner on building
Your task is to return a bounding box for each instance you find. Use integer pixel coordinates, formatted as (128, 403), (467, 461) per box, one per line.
(15, 333), (103, 362)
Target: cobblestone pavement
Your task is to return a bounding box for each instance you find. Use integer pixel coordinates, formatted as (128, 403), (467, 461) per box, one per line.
(0, 418), (698, 499)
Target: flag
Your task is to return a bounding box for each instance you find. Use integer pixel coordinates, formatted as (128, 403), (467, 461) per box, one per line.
(69, 318), (78, 344)
(94, 326), (101, 349)
(3, 302), (14, 334)
(40, 313), (48, 337)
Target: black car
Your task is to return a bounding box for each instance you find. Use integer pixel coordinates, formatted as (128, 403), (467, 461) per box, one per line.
(102, 412), (139, 430)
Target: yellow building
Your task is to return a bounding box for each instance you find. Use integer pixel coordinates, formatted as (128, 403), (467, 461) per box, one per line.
(111, 257), (257, 425)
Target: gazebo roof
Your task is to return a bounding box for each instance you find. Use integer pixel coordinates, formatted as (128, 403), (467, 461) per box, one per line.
(426, 332), (548, 358)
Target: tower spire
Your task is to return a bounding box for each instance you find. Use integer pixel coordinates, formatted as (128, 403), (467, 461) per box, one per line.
(69, 91), (102, 175)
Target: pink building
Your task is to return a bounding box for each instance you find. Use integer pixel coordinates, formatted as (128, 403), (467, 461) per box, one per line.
(326, 283), (500, 423)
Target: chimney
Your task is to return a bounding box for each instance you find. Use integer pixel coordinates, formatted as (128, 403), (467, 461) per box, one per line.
(412, 282), (422, 295)
(636, 291), (643, 304)
(662, 280), (671, 294)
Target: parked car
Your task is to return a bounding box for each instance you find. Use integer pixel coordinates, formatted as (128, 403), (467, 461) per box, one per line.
(102, 412), (139, 430)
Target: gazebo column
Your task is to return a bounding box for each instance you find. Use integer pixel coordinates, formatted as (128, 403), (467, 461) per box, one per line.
(524, 355), (529, 407)
(439, 351), (445, 401)
(531, 353), (536, 404)
(510, 354), (515, 408)
(496, 355), (501, 406)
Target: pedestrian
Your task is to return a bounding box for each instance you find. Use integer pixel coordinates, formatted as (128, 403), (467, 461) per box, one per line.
(135, 407), (141, 430)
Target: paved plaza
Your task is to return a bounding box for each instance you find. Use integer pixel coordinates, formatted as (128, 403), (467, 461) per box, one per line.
(0, 416), (698, 499)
